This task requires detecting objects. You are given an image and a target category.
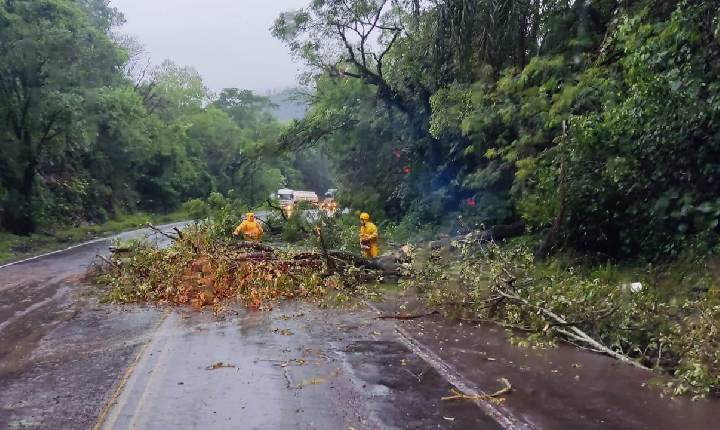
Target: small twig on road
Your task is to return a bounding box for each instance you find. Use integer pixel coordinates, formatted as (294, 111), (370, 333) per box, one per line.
(377, 310), (440, 320)
(402, 366), (430, 383)
(206, 362), (236, 370)
(442, 378), (512, 401)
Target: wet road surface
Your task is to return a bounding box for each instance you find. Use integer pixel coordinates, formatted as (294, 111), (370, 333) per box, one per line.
(0, 224), (185, 429)
(99, 305), (502, 430)
(1, 223), (719, 429)
(373, 294), (720, 430)
(0, 224), (503, 429)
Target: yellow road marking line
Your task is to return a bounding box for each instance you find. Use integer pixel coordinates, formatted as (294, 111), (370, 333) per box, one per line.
(126, 318), (176, 429)
(93, 311), (169, 430)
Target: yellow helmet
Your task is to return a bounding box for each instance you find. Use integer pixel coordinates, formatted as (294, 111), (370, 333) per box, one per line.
(246, 212), (255, 219)
(360, 212), (370, 221)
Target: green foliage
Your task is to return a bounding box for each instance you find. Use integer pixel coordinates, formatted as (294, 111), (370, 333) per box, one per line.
(315, 213), (359, 252)
(212, 88), (277, 129)
(182, 199), (210, 220)
(404, 241), (720, 397)
(206, 203), (244, 241)
(429, 86), (472, 139)
(274, 0), (720, 262)
(0, 1), (307, 236)
(282, 207), (312, 243)
(206, 192), (227, 211)
(560, 2), (720, 257)
(151, 60), (208, 120)
(667, 297), (720, 398)
(0, 0), (123, 233)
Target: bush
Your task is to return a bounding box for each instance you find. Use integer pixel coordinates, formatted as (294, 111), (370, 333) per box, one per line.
(182, 199), (210, 220)
(207, 203), (244, 241)
(207, 192), (227, 211)
(282, 209), (311, 243)
(315, 213), (359, 252)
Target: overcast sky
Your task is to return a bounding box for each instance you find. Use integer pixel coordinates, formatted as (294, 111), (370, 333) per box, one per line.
(110, 0), (307, 93)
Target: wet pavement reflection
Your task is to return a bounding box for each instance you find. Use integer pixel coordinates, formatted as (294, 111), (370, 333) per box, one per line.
(2, 223), (718, 429)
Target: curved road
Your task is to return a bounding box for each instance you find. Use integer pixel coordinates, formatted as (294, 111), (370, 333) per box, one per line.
(1, 223), (719, 429)
(0, 223), (505, 429)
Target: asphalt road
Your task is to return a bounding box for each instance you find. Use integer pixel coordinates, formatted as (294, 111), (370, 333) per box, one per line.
(0, 223), (505, 430)
(1, 223), (719, 429)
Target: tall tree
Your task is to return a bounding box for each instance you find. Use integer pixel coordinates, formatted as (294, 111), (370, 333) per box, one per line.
(213, 88), (277, 129)
(0, 0), (123, 233)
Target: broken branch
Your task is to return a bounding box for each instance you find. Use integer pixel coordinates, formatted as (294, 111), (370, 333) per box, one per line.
(377, 311), (440, 320)
(145, 223), (180, 241)
(494, 286), (650, 370)
(442, 378), (512, 401)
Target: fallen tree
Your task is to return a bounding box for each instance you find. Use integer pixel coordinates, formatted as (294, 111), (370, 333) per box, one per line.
(402, 241), (720, 398)
(93, 224), (390, 310)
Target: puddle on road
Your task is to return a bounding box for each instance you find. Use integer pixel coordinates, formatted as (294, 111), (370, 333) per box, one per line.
(399, 314), (720, 430)
(371, 290), (720, 429)
(342, 340), (502, 429)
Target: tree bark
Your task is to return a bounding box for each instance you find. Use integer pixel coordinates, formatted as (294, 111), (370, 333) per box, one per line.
(535, 121), (568, 259)
(8, 130), (38, 235)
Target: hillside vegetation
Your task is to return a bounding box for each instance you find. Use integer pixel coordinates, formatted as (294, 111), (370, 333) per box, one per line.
(272, 0), (720, 397)
(275, 0), (720, 261)
(0, 0), (324, 237)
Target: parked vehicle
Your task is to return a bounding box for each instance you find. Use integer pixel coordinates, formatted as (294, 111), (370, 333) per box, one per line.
(320, 189), (338, 215)
(277, 189), (319, 215)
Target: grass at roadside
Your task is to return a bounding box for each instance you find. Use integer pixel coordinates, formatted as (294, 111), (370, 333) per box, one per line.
(0, 210), (189, 265)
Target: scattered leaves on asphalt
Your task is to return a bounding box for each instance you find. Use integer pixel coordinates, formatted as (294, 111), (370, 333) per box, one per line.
(296, 377), (325, 388)
(206, 362), (236, 370)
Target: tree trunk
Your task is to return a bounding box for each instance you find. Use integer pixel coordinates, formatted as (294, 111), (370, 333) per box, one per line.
(535, 122), (568, 259)
(249, 167), (256, 207)
(5, 137), (38, 235)
(517, 8), (528, 69)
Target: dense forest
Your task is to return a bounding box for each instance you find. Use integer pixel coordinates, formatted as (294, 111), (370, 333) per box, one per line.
(3, 0), (720, 261)
(0, 0), (325, 236)
(274, 0), (720, 260)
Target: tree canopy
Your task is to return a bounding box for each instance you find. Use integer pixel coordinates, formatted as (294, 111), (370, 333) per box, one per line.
(275, 0), (720, 259)
(0, 0), (321, 234)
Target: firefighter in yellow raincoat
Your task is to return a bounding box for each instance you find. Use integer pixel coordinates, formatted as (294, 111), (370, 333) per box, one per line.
(359, 212), (379, 258)
(233, 213), (264, 241)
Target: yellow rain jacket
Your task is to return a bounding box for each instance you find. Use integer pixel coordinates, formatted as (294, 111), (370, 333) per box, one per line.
(360, 221), (379, 258)
(234, 214), (263, 241)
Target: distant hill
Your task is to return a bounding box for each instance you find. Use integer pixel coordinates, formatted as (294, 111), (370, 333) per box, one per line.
(266, 88), (308, 122)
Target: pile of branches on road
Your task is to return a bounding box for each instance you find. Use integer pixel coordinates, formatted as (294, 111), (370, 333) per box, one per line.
(403, 240), (720, 399)
(93, 224), (386, 310)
